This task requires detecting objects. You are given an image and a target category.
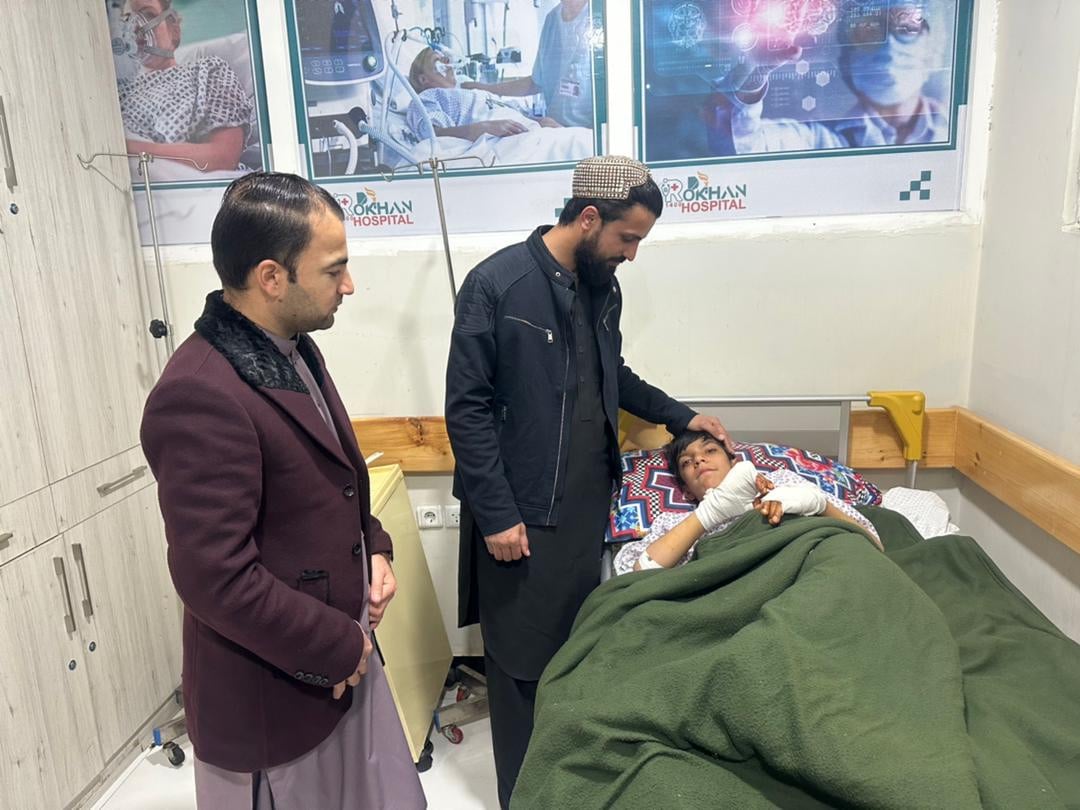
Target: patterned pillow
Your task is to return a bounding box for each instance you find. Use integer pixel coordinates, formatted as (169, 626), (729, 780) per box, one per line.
(605, 440), (882, 543)
(729, 442), (883, 507)
(607, 450), (694, 543)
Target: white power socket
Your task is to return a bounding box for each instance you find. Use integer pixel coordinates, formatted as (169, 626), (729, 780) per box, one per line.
(416, 505), (443, 529)
(445, 504), (461, 528)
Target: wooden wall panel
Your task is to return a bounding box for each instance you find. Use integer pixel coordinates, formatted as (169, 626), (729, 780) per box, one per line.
(846, 408), (957, 469)
(353, 410), (958, 473)
(953, 409), (1080, 555)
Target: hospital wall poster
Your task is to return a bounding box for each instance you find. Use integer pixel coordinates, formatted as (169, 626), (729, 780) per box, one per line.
(285, 0), (607, 237)
(636, 0), (974, 220)
(105, 0), (270, 244)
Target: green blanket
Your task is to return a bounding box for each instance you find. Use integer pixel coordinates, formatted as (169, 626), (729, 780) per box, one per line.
(511, 508), (1080, 809)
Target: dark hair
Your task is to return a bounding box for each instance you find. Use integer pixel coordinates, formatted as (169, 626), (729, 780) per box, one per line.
(557, 175), (664, 226)
(666, 430), (736, 487)
(210, 172), (344, 290)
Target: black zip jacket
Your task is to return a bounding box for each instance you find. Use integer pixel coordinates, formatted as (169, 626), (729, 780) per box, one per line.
(445, 227), (695, 536)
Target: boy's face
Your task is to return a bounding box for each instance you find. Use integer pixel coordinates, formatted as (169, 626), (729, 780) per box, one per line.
(676, 437), (734, 501)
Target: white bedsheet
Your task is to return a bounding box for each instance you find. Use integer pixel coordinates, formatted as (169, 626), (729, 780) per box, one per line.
(882, 487), (960, 539)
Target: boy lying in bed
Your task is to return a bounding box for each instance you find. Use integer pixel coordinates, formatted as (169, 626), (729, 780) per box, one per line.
(406, 47), (561, 141)
(614, 431), (882, 574)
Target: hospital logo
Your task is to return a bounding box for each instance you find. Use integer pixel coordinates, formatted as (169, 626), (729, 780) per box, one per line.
(900, 170), (932, 202)
(661, 172), (748, 214)
(336, 187), (416, 228)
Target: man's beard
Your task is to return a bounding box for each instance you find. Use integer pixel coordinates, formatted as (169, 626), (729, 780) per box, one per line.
(573, 238), (620, 288)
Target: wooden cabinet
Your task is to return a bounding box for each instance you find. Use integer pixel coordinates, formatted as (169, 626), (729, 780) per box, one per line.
(0, 237), (49, 506)
(0, 488), (59, 567)
(0, 0), (159, 482)
(0, 483), (181, 810)
(0, 537), (104, 809)
(368, 465), (454, 762)
(66, 485), (182, 761)
(0, 97), (49, 509)
(0, 2), (181, 808)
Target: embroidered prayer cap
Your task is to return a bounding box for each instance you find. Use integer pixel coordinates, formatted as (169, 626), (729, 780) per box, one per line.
(571, 156), (652, 201)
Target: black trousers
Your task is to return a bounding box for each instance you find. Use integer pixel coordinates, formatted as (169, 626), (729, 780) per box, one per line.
(470, 383), (614, 806)
(485, 651), (539, 810)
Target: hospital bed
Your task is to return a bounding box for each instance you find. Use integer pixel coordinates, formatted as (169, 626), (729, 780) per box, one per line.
(351, 393), (1080, 797)
(598, 391), (928, 581)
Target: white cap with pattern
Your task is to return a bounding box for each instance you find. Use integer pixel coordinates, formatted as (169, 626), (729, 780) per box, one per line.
(571, 155), (651, 201)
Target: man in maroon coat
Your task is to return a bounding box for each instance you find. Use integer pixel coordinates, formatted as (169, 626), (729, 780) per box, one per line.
(141, 173), (425, 808)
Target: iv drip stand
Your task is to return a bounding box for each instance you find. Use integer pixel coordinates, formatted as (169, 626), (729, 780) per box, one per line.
(381, 154), (492, 310)
(78, 151), (205, 357)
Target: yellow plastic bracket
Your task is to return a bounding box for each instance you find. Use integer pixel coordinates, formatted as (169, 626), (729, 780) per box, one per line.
(868, 390), (926, 463)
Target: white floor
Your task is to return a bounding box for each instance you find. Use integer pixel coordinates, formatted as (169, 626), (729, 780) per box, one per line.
(91, 715), (500, 810)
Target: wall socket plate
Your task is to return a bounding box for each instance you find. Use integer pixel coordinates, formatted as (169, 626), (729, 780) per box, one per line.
(416, 505), (443, 529)
(445, 504), (461, 528)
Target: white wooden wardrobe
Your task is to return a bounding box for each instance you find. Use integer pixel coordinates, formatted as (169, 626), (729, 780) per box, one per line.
(0, 1), (181, 807)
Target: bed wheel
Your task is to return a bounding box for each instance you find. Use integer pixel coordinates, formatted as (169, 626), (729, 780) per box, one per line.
(163, 741), (185, 767)
(416, 738), (435, 773)
(441, 724), (464, 745)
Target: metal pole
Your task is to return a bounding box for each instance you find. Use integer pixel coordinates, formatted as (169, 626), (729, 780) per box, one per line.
(140, 154), (175, 355)
(428, 158), (458, 307)
(678, 395), (872, 407)
(905, 460), (919, 488)
(837, 399), (852, 466)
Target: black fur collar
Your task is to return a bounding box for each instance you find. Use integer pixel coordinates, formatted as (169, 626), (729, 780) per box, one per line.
(194, 291), (325, 393)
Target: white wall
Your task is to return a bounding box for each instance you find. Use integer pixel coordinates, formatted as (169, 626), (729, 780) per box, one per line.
(153, 1), (1004, 654)
(957, 0), (1080, 641)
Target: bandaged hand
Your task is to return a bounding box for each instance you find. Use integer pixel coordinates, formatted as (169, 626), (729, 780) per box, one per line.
(693, 461), (760, 533)
(760, 484), (827, 524)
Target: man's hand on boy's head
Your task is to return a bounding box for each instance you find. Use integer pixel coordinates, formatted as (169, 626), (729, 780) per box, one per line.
(687, 413), (730, 449)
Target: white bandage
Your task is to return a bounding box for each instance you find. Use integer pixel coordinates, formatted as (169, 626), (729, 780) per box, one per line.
(761, 484), (827, 516)
(637, 550), (664, 570)
(693, 460), (760, 534)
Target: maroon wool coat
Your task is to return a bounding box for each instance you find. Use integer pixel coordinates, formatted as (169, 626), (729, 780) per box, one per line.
(140, 292), (392, 772)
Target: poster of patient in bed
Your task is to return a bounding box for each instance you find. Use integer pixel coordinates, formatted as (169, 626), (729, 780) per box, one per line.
(635, 0), (974, 220)
(285, 0), (605, 182)
(105, 0), (269, 185)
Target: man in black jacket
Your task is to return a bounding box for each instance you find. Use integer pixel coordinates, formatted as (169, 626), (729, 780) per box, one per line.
(445, 156), (727, 807)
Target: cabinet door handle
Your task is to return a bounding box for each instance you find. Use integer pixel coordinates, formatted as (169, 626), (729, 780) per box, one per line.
(0, 96), (16, 192)
(53, 557), (77, 634)
(71, 543), (94, 619)
(0, 531), (12, 549)
(97, 465), (148, 497)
